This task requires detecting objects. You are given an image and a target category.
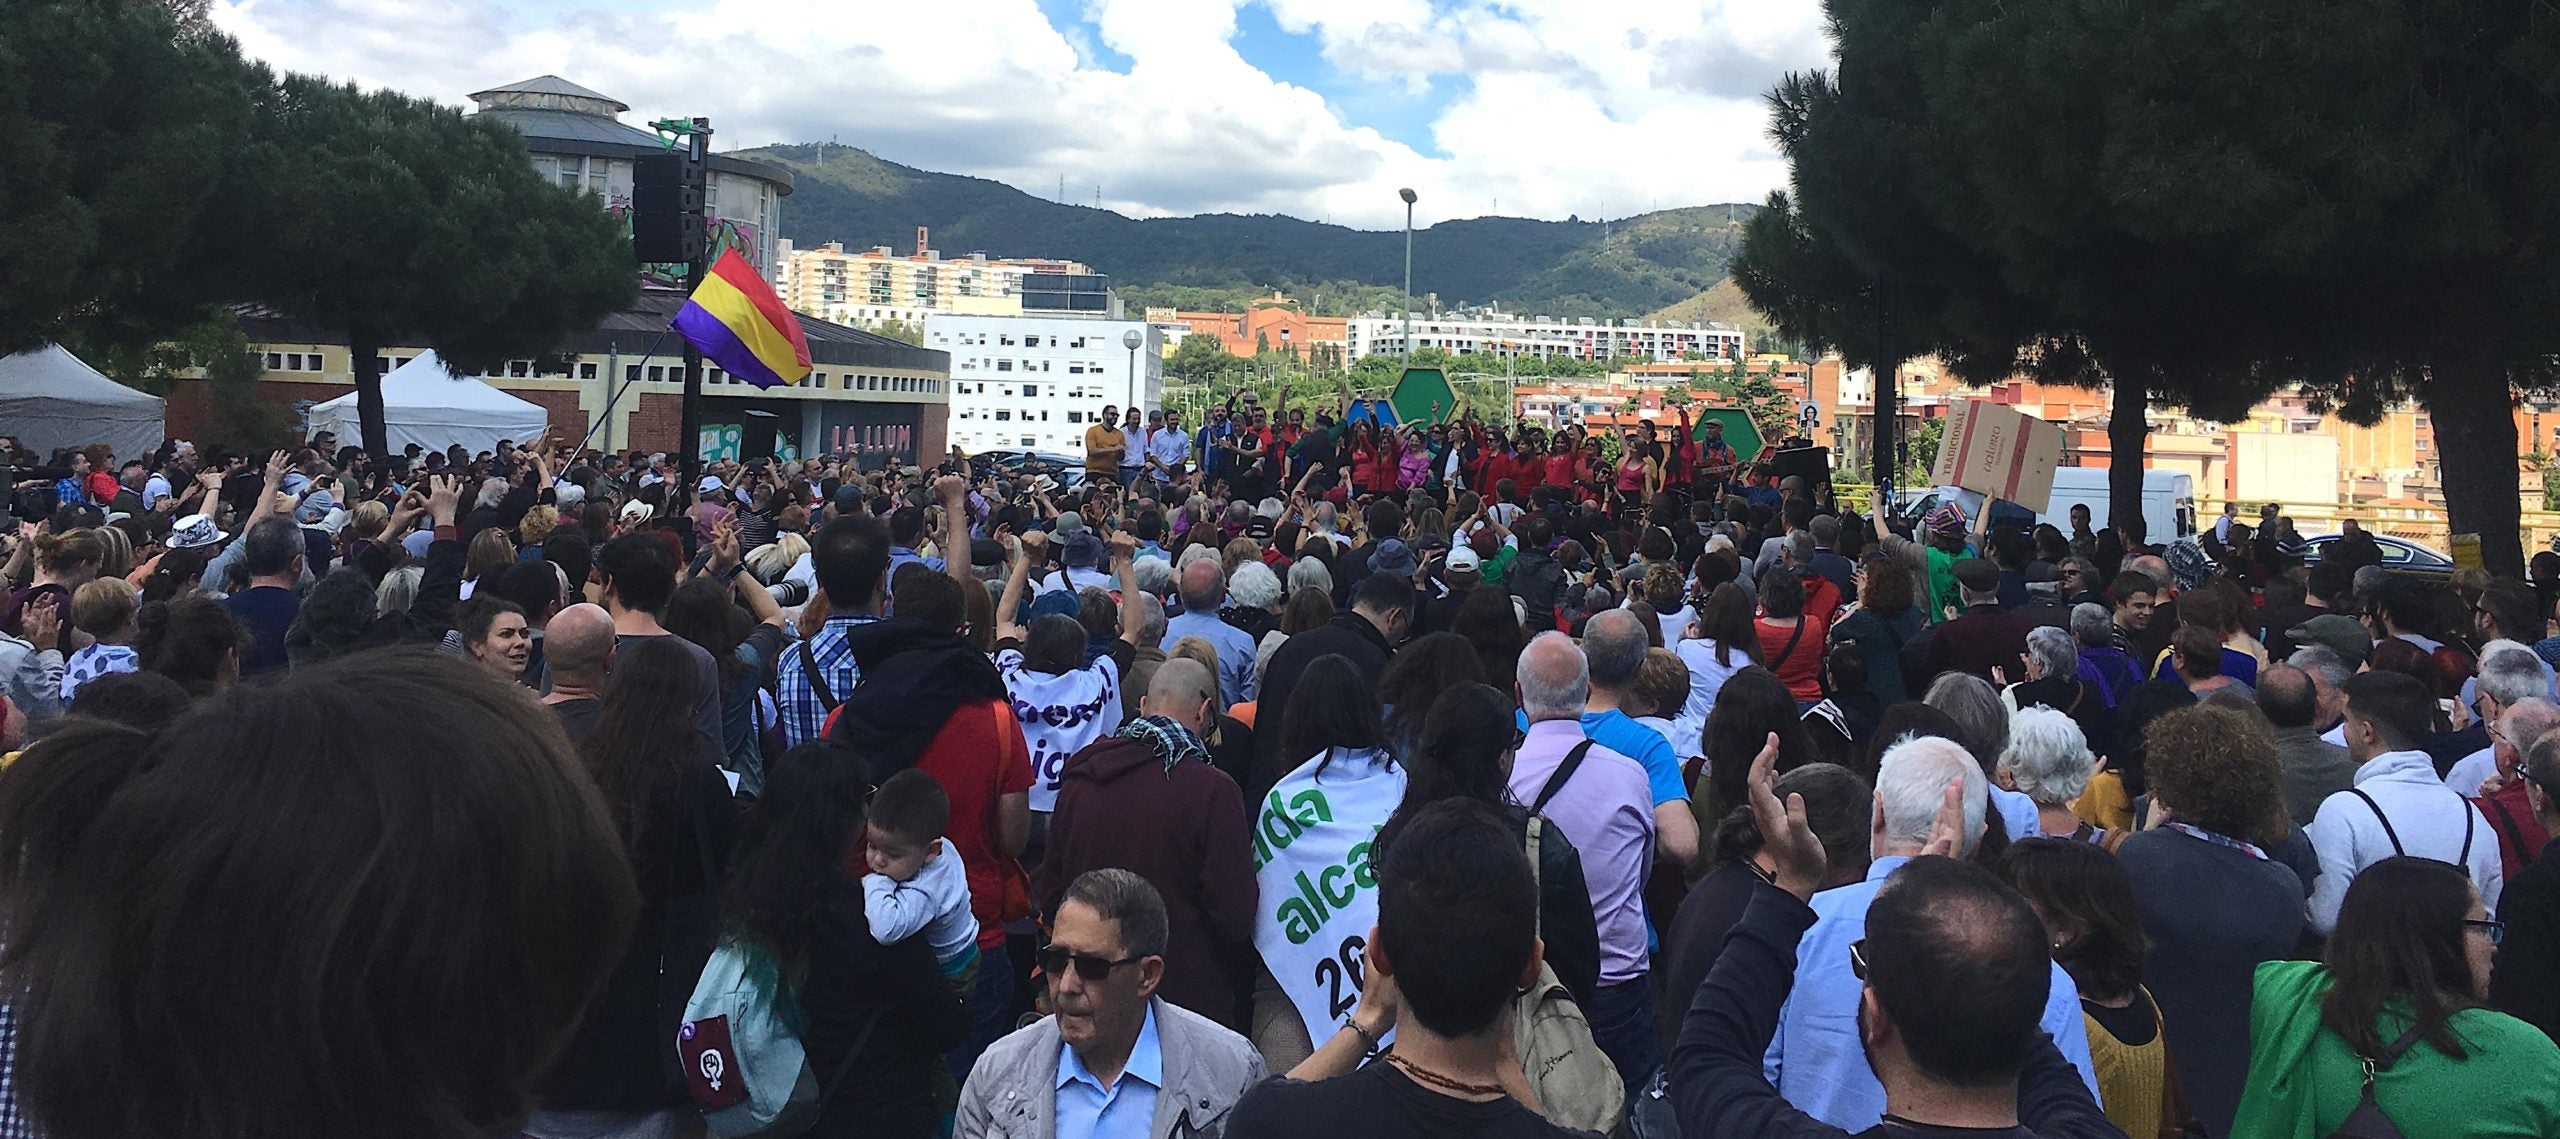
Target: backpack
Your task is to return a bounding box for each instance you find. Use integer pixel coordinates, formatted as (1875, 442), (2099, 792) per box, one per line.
(2322, 1025), (2426, 1139)
(676, 939), (880, 1138)
(1515, 807), (1625, 1136)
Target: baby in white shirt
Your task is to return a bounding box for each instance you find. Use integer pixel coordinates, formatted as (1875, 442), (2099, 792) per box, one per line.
(861, 769), (979, 975)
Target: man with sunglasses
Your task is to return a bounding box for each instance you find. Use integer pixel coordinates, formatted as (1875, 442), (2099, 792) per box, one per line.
(1668, 736), (2114, 1139)
(1755, 735), (2098, 1131)
(959, 868), (1264, 1139)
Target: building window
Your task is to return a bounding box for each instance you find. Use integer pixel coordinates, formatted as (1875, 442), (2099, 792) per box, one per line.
(1000, 335), (1016, 347)
(1067, 411), (1083, 424)
(648, 365), (667, 382)
(578, 362), (599, 380)
(997, 360), (1013, 372)
(995, 410), (1011, 421)
(1021, 384), (1038, 398)
(509, 360), (531, 378)
(627, 364), (643, 383)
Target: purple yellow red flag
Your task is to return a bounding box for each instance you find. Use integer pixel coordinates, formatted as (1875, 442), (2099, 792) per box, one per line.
(670, 249), (812, 389)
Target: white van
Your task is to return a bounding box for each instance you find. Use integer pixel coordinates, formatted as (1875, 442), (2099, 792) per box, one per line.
(2033, 468), (2196, 542)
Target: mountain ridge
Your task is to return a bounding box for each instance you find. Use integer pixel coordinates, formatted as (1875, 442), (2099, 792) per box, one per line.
(743, 142), (1761, 320)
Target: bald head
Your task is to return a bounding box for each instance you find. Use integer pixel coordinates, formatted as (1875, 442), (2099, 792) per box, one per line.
(1178, 557), (1223, 613)
(1144, 657), (1218, 732)
(1518, 631), (1590, 722)
(545, 603), (616, 682)
(2129, 555), (2170, 590)
(2502, 698), (2560, 762)
(2257, 664), (2317, 729)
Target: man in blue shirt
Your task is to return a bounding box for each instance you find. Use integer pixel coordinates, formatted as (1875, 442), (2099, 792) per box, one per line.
(1163, 557), (1257, 710)
(774, 513), (892, 747)
(1763, 734), (2099, 1130)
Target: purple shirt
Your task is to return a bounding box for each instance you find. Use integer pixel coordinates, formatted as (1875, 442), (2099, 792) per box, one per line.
(1506, 718), (1656, 985)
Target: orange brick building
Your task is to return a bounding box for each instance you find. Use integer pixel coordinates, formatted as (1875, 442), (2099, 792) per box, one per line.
(1155, 296), (1350, 362)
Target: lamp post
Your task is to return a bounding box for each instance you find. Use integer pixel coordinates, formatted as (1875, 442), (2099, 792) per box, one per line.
(1122, 328), (1145, 412)
(1399, 187), (1418, 360)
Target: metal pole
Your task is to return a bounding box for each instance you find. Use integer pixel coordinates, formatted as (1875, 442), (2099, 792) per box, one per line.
(1399, 188), (1417, 361)
(678, 116), (711, 485)
(1874, 273), (1896, 505)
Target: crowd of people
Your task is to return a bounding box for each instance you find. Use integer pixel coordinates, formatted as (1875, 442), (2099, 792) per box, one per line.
(2, 396), (2559, 1139)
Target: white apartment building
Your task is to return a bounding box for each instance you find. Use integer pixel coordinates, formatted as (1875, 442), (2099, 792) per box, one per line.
(1345, 309), (1744, 364)
(777, 238), (1097, 327)
(926, 313), (1165, 454)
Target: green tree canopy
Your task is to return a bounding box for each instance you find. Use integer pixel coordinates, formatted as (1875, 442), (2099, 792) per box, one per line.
(1736, 0), (2560, 570)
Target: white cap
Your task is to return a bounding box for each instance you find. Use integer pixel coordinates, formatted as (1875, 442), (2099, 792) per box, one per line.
(1446, 545), (1482, 573)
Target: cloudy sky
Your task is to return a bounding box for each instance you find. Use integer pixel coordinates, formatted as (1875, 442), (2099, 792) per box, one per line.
(212, 0), (1829, 231)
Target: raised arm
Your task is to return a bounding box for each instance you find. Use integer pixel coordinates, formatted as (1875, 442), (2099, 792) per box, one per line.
(935, 474), (974, 589)
(995, 531), (1042, 643)
(1111, 530), (1144, 647)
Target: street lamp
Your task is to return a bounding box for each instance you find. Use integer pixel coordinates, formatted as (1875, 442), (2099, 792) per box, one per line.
(1399, 187), (1418, 361)
(1122, 328), (1145, 411)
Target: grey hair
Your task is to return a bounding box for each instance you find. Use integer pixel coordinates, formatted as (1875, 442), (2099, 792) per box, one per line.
(1518, 631), (1591, 721)
(2001, 706), (2094, 806)
(2288, 644), (2353, 689)
(1223, 500), (1252, 525)
(1786, 531), (1817, 564)
(1132, 592), (1167, 648)
(2478, 641), (2547, 708)
(747, 534), (810, 583)
(2025, 625), (2078, 680)
(2352, 565), (2386, 598)
(2068, 602), (2114, 648)
(1288, 556), (1334, 598)
(1176, 544), (1221, 572)
(1061, 868), (1169, 959)
(2502, 698), (2560, 755)
(1132, 554), (1174, 597)
(476, 477), (509, 510)
(1582, 609), (1647, 688)
(1255, 497), (1286, 520)
(1875, 735), (1988, 853)
(2128, 555), (2171, 590)
(1923, 671), (2009, 770)
(1229, 560), (1283, 609)
(373, 565), (424, 618)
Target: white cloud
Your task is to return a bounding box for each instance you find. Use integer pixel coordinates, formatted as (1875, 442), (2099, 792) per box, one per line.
(209, 0), (1827, 232)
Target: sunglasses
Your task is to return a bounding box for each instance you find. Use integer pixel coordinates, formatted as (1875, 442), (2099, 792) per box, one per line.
(2466, 918), (2506, 947)
(1038, 944), (1146, 982)
(1849, 938), (1871, 980)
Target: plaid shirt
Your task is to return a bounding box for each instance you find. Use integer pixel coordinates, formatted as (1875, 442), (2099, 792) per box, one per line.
(0, 999), (23, 1139)
(775, 613), (884, 748)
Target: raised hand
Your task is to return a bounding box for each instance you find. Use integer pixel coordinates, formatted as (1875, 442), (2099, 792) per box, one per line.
(1917, 775), (1972, 859)
(1745, 731), (1827, 899)
(22, 595), (60, 654)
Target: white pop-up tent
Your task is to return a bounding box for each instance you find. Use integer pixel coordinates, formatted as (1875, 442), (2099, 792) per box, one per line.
(305, 351), (551, 455)
(0, 345), (168, 460)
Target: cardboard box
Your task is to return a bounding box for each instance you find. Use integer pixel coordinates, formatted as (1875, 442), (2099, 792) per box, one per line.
(1930, 400), (2066, 513)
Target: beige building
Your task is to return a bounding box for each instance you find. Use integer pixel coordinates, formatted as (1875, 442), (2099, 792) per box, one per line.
(777, 234), (1098, 328)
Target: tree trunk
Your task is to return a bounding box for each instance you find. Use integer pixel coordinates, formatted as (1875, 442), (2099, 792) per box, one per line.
(2108, 376), (2148, 544)
(2423, 358), (2524, 576)
(349, 330), (388, 459)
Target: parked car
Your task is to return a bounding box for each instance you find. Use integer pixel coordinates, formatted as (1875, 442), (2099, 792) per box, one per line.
(2299, 532), (2456, 580)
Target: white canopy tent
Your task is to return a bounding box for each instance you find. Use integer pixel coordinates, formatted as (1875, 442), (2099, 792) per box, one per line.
(305, 351), (551, 456)
(0, 345), (168, 460)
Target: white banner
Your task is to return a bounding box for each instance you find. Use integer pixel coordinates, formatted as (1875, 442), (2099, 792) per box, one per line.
(997, 650), (1122, 814)
(1251, 747), (1407, 1044)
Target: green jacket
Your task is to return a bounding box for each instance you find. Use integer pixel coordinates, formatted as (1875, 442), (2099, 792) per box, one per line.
(2232, 959), (2560, 1139)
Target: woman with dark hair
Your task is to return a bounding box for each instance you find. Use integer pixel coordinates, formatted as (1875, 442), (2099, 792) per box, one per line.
(722, 740), (966, 1138)
(132, 595), (246, 696)
(1676, 580), (1761, 728)
(1373, 682), (1599, 1007)
(1694, 668), (1822, 857)
(1660, 759), (1868, 1057)
(1450, 583), (1525, 691)
(2118, 704), (2304, 1136)
(2002, 839), (2178, 1139)
(1829, 555), (1925, 705)
(2235, 857), (2560, 1138)
(1375, 632), (1484, 762)
(0, 649), (636, 1139)
(1754, 567), (1825, 706)
(457, 597), (530, 680)
(529, 635), (741, 1137)
(1252, 653), (1401, 1068)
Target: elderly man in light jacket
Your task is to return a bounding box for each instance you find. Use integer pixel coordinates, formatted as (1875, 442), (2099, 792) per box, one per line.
(958, 868), (1264, 1139)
